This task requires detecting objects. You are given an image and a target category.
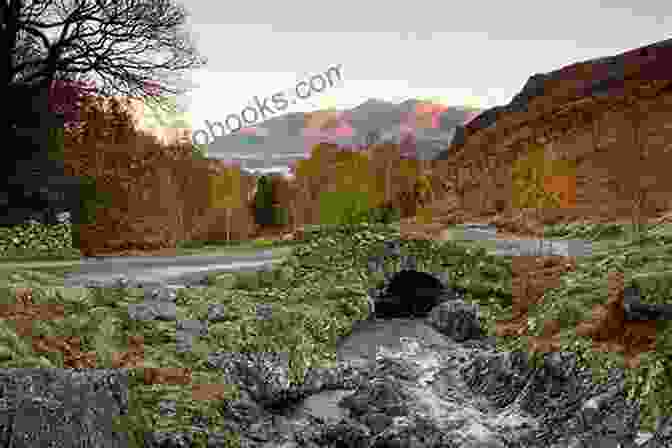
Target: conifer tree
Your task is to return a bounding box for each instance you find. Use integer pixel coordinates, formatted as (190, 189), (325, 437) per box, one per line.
(255, 175), (275, 225)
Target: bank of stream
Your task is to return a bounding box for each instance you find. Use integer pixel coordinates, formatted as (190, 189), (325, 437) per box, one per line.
(0, 221), (668, 445)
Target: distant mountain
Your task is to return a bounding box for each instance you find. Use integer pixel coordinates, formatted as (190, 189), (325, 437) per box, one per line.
(204, 98), (483, 170)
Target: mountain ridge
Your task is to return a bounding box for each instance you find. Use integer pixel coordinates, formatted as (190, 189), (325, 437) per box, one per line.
(205, 97), (484, 172)
(435, 36), (672, 161)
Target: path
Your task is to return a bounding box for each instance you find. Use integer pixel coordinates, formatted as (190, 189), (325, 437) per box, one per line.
(435, 223), (594, 257)
(0, 246), (295, 289)
(0, 224), (594, 289)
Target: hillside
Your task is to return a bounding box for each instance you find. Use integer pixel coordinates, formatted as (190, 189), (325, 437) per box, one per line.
(423, 37), (672, 237)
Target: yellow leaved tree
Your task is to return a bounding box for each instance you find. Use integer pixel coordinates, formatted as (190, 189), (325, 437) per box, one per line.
(334, 148), (383, 200)
(330, 147), (386, 229)
(394, 157), (426, 220)
(290, 149), (325, 227)
(290, 158), (310, 227)
(209, 163), (243, 242)
(292, 143), (385, 229)
(414, 174), (435, 224)
(511, 142), (576, 252)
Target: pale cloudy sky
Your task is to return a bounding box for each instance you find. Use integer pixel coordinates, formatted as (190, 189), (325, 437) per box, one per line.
(135, 0), (669, 147)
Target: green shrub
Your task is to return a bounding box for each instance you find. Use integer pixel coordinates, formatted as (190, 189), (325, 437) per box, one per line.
(254, 175), (274, 226)
(258, 175), (274, 205)
(318, 191), (372, 230)
(251, 238), (275, 249)
(271, 206), (289, 226)
(70, 175), (114, 248)
(361, 203), (401, 225)
(0, 221), (75, 256)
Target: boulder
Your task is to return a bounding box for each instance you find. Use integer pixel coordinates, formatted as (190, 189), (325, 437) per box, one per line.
(425, 299), (485, 342)
(459, 350), (650, 447)
(622, 284), (672, 321)
(2, 339), (662, 447)
(0, 369), (131, 448)
(192, 333), (658, 447)
(1, 278), (669, 446)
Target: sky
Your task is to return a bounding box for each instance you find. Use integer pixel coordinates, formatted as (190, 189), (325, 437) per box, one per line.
(129, 0), (670, 171)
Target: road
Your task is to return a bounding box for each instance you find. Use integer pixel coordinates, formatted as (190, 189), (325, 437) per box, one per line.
(1, 246), (295, 289)
(0, 224), (593, 289)
(453, 223), (593, 258)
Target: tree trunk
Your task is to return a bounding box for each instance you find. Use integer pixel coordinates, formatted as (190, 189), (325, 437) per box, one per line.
(225, 208), (231, 242)
(291, 199), (297, 233)
(537, 205), (545, 255)
(592, 114), (601, 151)
(385, 160), (391, 205)
(632, 189), (648, 240)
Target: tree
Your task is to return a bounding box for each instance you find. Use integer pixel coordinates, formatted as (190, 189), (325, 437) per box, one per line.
(63, 91), (141, 147)
(209, 163), (242, 242)
(396, 132), (436, 219)
(288, 143), (340, 226)
(511, 143), (567, 252)
(329, 147), (385, 231)
(1, 0), (206, 227)
(2, 0), (207, 152)
(371, 141), (399, 208)
(139, 93), (204, 158)
(2, 0), (207, 106)
(254, 175), (274, 226)
(290, 154), (325, 226)
(60, 87), (147, 243)
(289, 160), (305, 215)
(1, 79), (93, 227)
(413, 174), (435, 224)
(612, 100), (671, 242)
(393, 156), (421, 217)
(48, 77), (100, 130)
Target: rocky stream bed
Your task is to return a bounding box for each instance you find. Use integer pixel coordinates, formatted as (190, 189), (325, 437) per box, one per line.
(0, 227), (670, 447)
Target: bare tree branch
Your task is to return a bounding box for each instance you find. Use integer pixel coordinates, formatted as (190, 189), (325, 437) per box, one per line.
(3, 0), (207, 118)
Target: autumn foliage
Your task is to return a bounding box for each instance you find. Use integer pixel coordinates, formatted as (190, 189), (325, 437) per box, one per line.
(287, 141), (446, 228)
(53, 77), (451, 251)
(58, 88), (257, 254)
